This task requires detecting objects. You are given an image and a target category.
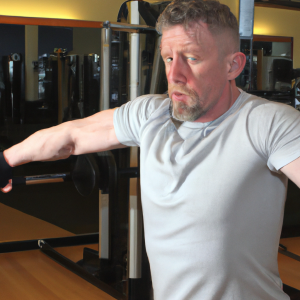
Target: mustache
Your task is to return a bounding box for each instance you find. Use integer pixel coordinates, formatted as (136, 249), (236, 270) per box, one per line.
(168, 84), (197, 98)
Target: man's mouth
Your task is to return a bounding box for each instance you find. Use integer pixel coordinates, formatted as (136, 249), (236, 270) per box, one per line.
(171, 91), (188, 102)
(174, 92), (183, 96)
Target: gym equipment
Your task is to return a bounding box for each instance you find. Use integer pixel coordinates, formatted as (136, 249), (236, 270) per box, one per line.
(12, 154), (99, 197)
(36, 149), (146, 300)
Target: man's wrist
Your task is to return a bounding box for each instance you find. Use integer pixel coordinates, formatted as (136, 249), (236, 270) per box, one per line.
(0, 152), (12, 188)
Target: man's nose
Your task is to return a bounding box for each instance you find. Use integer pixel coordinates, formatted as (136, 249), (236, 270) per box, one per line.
(167, 57), (187, 85)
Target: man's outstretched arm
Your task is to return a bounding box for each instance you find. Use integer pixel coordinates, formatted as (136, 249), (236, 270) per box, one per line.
(1, 108), (125, 192)
(280, 156), (300, 188)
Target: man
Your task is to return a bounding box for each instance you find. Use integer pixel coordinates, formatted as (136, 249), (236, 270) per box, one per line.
(1, 0), (300, 299)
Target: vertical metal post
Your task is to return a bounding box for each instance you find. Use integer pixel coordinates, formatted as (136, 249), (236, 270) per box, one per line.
(57, 50), (64, 124)
(129, 33), (139, 101)
(25, 25), (39, 102)
(99, 23), (111, 259)
(99, 191), (110, 259)
(239, 0), (255, 90)
(129, 0), (142, 280)
(100, 23), (112, 111)
(249, 38), (253, 90)
(150, 36), (162, 94)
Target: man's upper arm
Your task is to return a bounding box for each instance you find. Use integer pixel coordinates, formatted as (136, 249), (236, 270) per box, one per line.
(280, 156), (300, 188)
(72, 108), (127, 154)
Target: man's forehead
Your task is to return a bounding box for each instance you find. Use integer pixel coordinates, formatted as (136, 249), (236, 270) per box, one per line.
(160, 22), (213, 50)
(162, 21), (209, 36)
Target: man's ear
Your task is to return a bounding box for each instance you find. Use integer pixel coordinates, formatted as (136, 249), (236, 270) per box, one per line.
(227, 52), (246, 80)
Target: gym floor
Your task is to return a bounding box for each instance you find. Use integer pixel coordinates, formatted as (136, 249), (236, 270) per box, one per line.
(0, 203), (115, 300)
(0, 202), (299, 299)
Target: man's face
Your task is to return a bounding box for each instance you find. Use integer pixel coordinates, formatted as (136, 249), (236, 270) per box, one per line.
(160, 22), (231, 122)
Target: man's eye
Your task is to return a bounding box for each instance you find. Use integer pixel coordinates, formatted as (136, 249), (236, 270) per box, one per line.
(166, 57), (173, 63)
(187, 57), (196, 61)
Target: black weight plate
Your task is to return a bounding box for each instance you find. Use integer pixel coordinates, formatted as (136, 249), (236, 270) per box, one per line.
(72, 154), (99, 197)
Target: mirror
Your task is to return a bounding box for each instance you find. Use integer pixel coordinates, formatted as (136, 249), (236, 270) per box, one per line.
(0, 19), (159, 244)
(0, 24), (104, 243)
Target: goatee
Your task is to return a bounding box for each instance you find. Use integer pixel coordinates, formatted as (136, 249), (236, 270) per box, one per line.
(169, 85), (205, 122)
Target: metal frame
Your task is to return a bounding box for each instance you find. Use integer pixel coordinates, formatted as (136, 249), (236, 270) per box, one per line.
(0, 233), (98, 253)
(239, 0), (255, 90)
(39, 240), (126, 300)
(255, 0), (300, 10)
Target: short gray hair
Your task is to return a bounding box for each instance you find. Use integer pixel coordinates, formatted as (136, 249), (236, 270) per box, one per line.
(156, 0), (240, 52)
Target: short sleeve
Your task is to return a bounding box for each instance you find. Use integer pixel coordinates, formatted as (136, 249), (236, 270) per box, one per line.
(113, 94), (168, 147)
(248, 101), (300, 173)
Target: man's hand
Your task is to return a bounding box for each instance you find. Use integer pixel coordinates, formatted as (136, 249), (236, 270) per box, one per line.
(0, 152), (12, 193)
(1, 180), (12, 193)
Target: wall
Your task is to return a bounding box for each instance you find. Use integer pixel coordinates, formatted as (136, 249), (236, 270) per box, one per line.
(0, 0), (125, 22)
(219, 2), (300, 69)
(1, 0), (300, 67)
(254, 6), (300, 68)
(147, 0), (239, 17)
(220, 0), (239, 18)
(0, 0), (239, 21)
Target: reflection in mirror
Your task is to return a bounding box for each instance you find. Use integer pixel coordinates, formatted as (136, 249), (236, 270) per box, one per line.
(0, 23), (160, 244)
(0, 24), (25, 129)
(236, 39), (251, 90)
(237, 35), (298, 108)
(0, 25), (105, 244)
(253, 40), (292, 92)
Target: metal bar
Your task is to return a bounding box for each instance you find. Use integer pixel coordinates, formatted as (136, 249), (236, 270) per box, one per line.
(129, 195), (143, 279)
(99, 191), (110, 259)
(39, 241), (126, 300)
(150, 36), (162, 94)
(110, 21), (156, 32)
(12, 173), (71, 186)
(26, 178), (65, 185)
(129, 33), (140, 100)
(255, 1), (300, 10)
(57, 50), (63, 124)
(239, 0), (255, 39)
(0, 233), (99, 254)
(100, 24), (112, 111)
(0, 16), (156, 31)
(249, 38), (253, 90)
(118, 167), (139, 178)
(279, 248), (300, 262)
(128, 3), (143, 280)
(25, 173), (70, 181)
(129, 2), (140, 102)
(26, 173), (70, 185)
(0, 15), (104, 28)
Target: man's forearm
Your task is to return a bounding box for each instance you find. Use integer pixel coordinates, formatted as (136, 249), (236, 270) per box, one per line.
(4, 121), (75, 167)
(3, 109), (124, 167)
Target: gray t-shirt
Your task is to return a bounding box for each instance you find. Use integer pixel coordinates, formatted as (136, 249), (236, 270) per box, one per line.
(113, 91), (300, 300)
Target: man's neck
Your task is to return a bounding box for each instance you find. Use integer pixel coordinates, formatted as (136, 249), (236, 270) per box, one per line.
(194, 80), (240, 123)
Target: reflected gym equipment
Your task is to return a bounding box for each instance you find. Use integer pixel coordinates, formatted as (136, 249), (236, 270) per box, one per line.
(12, 154), (99, 197)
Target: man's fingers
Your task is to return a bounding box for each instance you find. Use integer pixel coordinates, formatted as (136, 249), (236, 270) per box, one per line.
(1, 179), (12, 193)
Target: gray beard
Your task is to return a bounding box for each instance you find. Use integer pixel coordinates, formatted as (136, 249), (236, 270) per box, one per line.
(169, 97), (204, 122)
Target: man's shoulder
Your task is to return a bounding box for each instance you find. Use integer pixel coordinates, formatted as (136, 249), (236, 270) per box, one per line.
(238, 92), (300, 130)
(132, 93), (169, 106)
(131, 94), (170, 119)
(240, 91), (297, 115)
(240, 91), (271, 107)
